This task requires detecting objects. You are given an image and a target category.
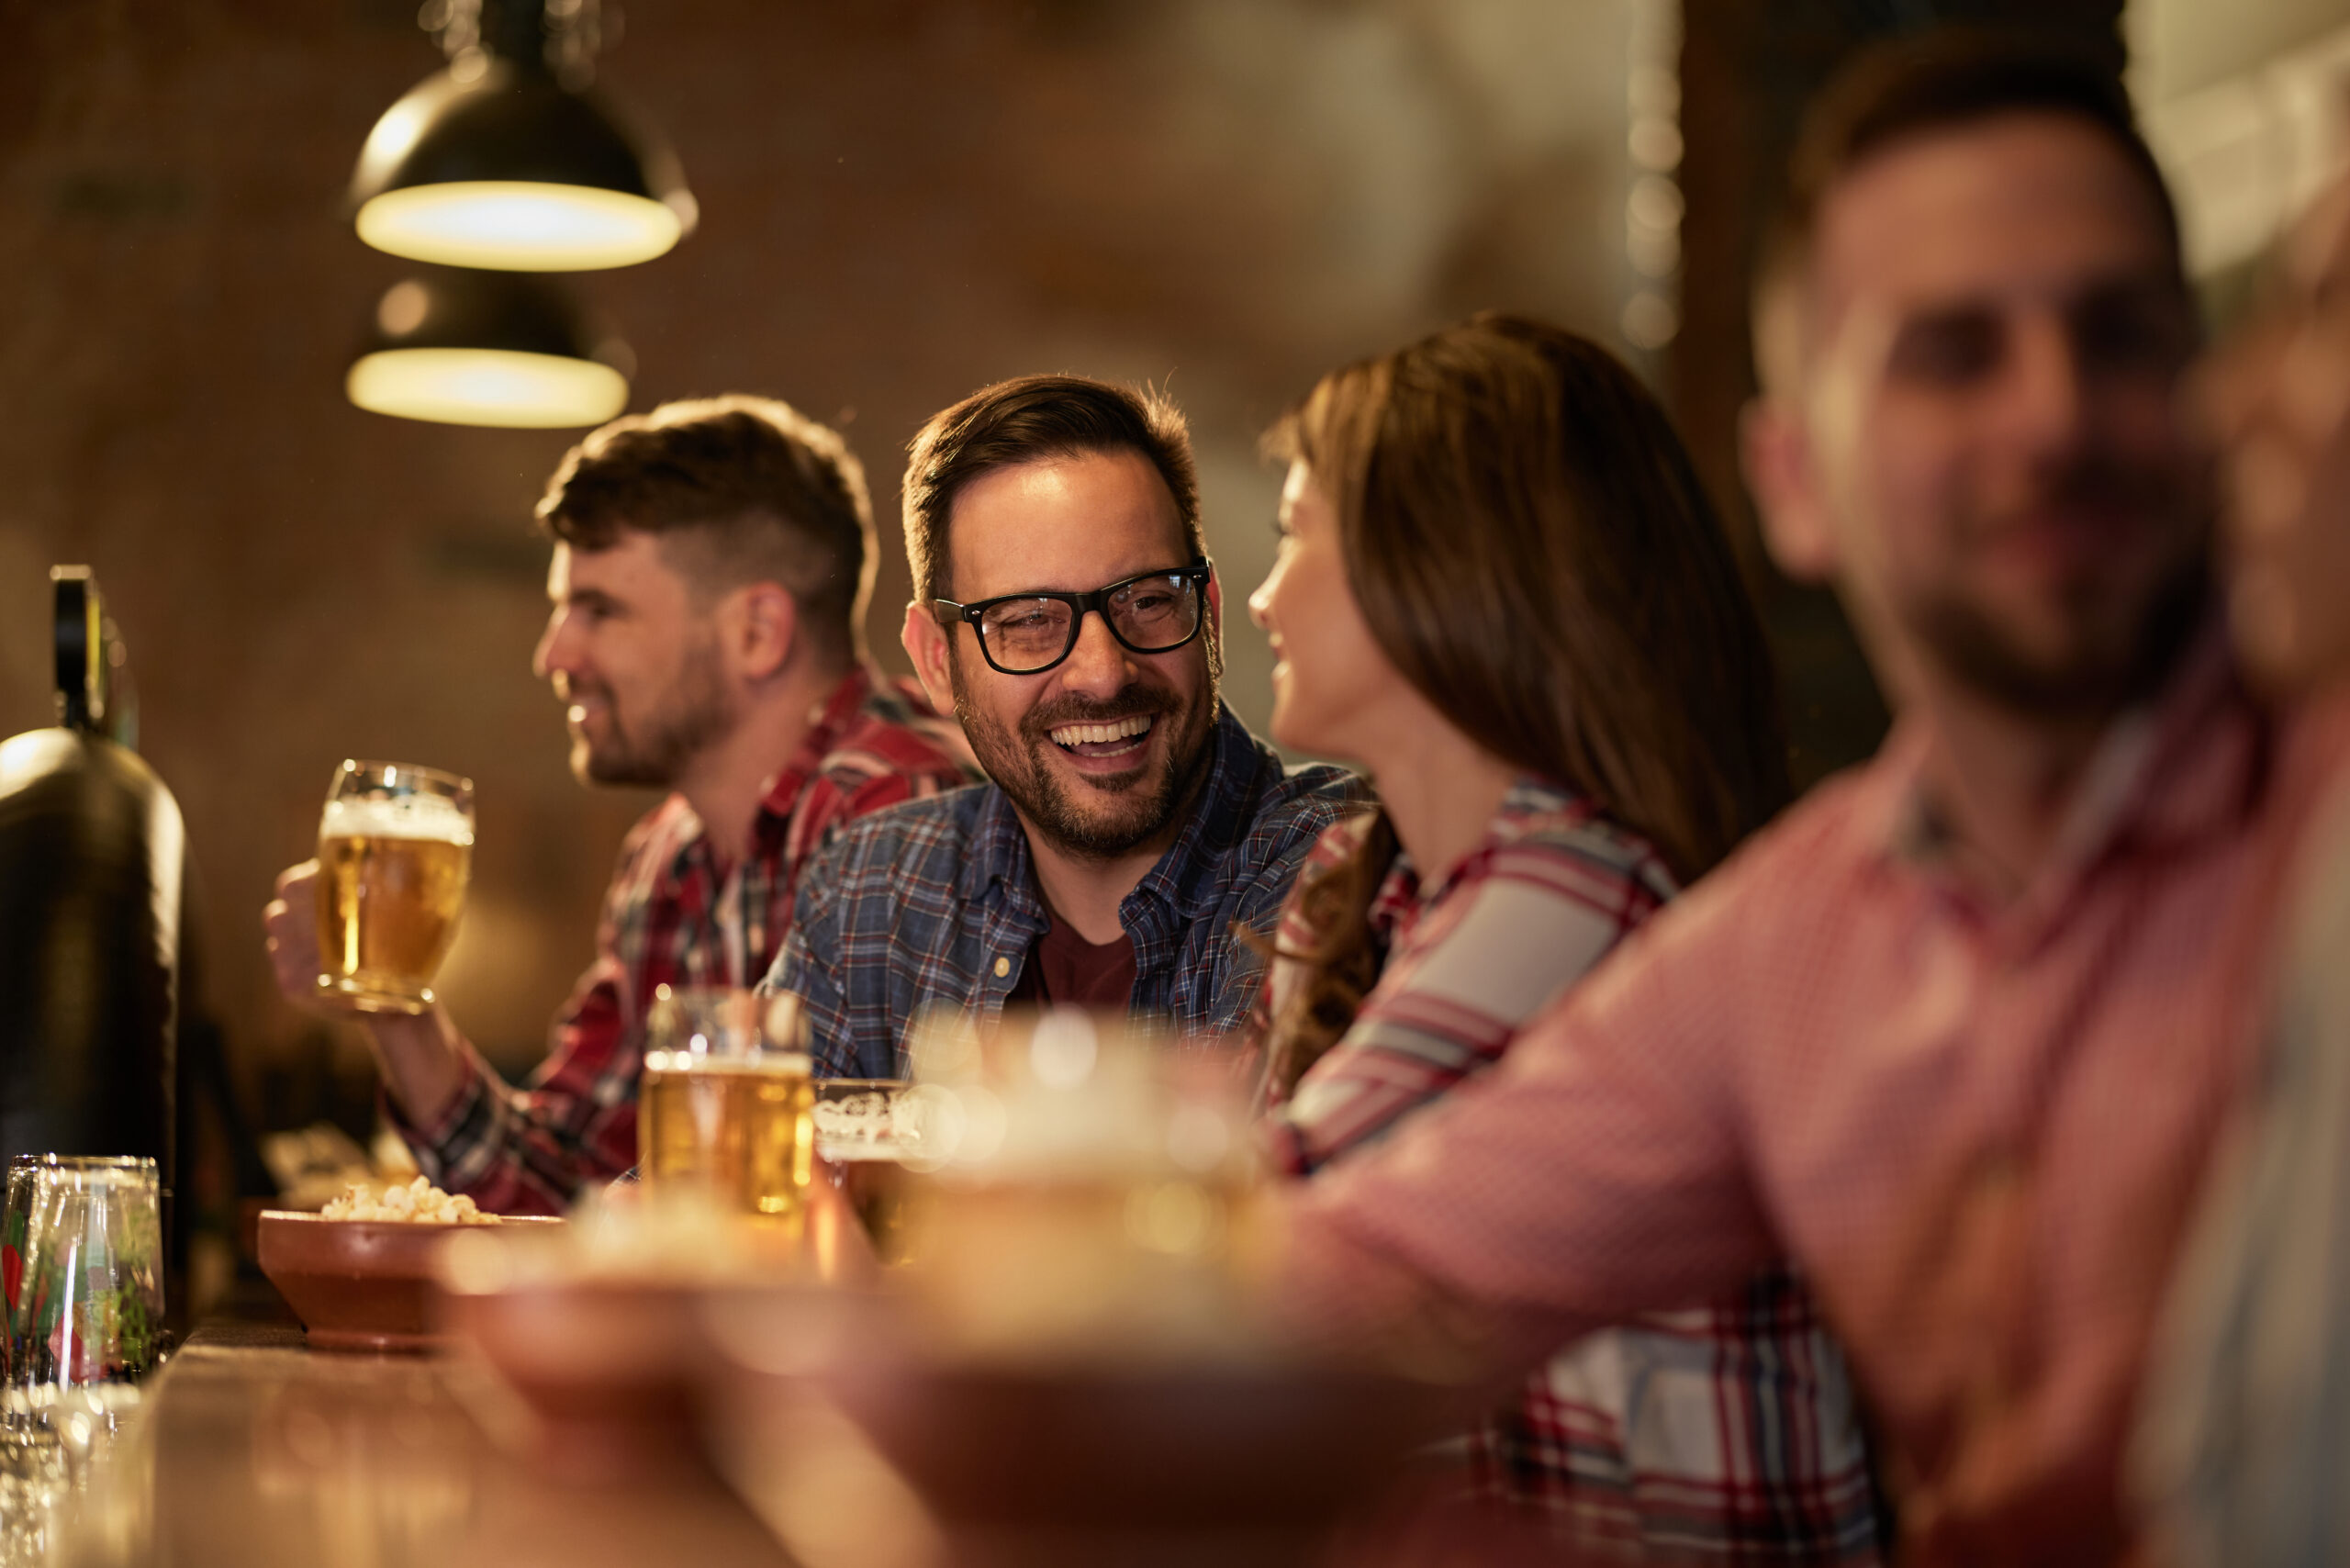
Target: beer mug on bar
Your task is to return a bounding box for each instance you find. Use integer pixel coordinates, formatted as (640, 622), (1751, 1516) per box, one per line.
(638, 988), (813, 1220)
(314, 759), (474, 1014)
(811, 1080), (926, 1262)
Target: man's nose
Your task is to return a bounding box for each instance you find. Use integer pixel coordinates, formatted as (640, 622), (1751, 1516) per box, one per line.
(1058, 610), (1136, 696)
(532, 612), (572, 683)
(2003, 316), (2089, 455)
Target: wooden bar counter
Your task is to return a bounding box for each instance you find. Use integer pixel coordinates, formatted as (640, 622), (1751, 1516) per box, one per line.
(50, 1316), (797, 1568)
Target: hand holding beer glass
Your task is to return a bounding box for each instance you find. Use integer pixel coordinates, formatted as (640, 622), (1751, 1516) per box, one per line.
(312, 760), (474, 1014)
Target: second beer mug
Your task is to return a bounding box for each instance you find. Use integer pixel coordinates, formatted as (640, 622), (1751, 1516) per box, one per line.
(638, 988), (814, 1220)
(314, 759), (474, 1014)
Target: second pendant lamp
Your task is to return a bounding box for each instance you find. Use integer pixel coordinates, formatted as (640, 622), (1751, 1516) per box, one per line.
(345, 0), (680, 428)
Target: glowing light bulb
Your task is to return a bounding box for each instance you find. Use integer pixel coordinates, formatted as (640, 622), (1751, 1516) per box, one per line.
(356, 181), (684, 271)
(346, 347), (628, 429)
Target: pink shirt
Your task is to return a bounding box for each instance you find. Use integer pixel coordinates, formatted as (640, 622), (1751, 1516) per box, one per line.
(1275, 640), (2350, 1564)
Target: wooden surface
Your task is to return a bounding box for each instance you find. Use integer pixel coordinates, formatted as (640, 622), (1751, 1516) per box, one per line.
(53, 1319), (797, 1568)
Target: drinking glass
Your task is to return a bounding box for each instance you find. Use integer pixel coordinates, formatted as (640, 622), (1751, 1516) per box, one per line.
(10, 1158), (163, 1391)
(314, 759), (475, 1014)
(3, 1155), (57, 1382)
(637, 988), (813, 1220)
(811, 1080), (925, 1261)
(906, 1006), (1263, 1358)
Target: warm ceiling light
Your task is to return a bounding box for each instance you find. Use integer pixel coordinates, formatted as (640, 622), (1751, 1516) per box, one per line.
(348, 348), (627, 429)
(350, 0), (693, 272)
(355, 181), (686, 273)
(346, 272), (632, 429)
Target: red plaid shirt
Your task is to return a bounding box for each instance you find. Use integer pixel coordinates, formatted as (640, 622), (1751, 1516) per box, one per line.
(1275, 638), (2350, 1563)
(395, 666), (973, 1214)
(1256, 782), (1881, 1562)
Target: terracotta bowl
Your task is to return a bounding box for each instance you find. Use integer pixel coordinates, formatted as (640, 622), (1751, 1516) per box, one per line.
(819, 1358), (1446, 1537)
(434, 1269), (716, 1481)
(427, 1186), (874, 1483)
(702, 1283), (1449, 1568)
(254, 1210), (564, 1353)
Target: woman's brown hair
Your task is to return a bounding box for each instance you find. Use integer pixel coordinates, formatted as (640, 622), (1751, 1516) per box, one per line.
(1261, 313), (1790, 1091)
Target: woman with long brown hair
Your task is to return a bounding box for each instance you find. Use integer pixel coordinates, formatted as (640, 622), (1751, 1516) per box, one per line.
(1248, 314), (1879, 1561)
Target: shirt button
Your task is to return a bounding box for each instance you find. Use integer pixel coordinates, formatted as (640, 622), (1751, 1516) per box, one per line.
(993, 957), (1011, 979)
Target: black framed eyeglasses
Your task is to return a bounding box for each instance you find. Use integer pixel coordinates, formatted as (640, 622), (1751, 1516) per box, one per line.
(932, 559), (1213, 676)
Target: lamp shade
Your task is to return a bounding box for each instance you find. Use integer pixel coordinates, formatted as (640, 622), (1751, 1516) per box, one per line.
(346, 270), (632, 429)
(351, 57), (695, 271)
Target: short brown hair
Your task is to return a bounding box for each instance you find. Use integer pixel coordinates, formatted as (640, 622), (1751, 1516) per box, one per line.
(1754, 31), (2183, 385)
(538, 395), (876, 666)
(901, 375), (1202, 603)
(1263, 314), (1791, 1089)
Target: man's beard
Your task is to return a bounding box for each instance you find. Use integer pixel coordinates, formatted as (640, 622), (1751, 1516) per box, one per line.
(1913, 558), (2210, 719)
(1909, 468), (2214, 720)
(951, 652), (1219, 862)
(570, 639), (740, 789)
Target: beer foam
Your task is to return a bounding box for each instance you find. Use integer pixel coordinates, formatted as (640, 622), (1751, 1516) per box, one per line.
(321, 791), (475, 846)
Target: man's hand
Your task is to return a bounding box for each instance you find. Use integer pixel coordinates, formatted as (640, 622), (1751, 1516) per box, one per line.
(262, 858), (467, 1125)
(263, 860), (358, 1015)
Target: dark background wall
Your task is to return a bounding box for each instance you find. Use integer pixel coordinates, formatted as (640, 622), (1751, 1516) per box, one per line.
(11, 0), (2237, 1154)
(0, 0), (1654, 1108)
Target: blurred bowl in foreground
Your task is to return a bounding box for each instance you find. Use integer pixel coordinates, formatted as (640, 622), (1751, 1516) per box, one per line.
(703, 1282), (1448, 1568)
(436, 1266), (714, 1482)
(824, 1359), (1444, 1547)
(430, 1183), (878, 1483)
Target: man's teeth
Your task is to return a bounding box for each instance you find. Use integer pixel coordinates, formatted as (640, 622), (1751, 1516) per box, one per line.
(1051, 714), (1154, 748)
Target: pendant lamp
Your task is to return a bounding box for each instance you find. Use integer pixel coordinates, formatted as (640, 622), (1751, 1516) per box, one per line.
(351, 0), (695, 272)
(347, 270), (632, 429)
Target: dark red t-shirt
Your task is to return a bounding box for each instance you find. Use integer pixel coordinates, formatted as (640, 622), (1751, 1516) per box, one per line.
(1006, 913), (1137, 1010)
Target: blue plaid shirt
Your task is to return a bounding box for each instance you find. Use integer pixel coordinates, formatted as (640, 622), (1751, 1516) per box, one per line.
(766, 703), (1362, 1078)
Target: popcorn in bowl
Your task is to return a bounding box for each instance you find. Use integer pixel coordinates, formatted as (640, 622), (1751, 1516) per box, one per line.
(319, 1175), (497, 1225)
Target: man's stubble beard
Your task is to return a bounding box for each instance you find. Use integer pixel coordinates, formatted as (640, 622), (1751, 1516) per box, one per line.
(950, 640), (1221, 863)
(1911, 552), (2211, 721)
(572, 633), (742, 790)
(1906, 462), (2216, 722)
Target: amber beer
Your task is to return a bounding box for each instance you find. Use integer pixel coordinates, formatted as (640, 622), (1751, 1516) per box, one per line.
(314, 761), (475, 1014)
(811, 1080), (926, 1260)
(639, 1053), (815, 1218)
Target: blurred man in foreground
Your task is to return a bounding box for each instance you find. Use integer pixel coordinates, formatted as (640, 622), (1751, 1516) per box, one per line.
(766, 374), (1360, 1078)
(1264, 37), (2350, 1564)
(264, 398), (973, 1214)
(2134, 166), (2350, 1568)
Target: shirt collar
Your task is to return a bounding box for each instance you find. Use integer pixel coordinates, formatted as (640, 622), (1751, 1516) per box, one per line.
(1369, 776), (1588, 941)
(955, 701), (1271, 920)
(753, 666), (880, 828)
(1870, 624), (2269, 910)
(655, 666), (883, 882)
(1125, 703), (1278, 920)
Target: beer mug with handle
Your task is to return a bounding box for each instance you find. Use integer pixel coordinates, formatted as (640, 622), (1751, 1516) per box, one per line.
(314, 760), (474, 1014)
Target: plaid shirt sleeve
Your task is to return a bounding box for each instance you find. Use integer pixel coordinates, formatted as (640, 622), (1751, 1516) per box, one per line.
(392, 831), (657, 1216)
(1259, 790), (1881, 1562)
(397, 672), (976, 1214)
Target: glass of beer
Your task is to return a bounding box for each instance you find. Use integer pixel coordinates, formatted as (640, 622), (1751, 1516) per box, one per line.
(314, 759), (475, 1014)
(637, 988), (814, 1223)
(811, 1080), (926, 1262)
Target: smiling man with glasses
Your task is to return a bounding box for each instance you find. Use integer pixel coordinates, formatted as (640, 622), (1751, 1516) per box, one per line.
(765, 374), (1362, 1079)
